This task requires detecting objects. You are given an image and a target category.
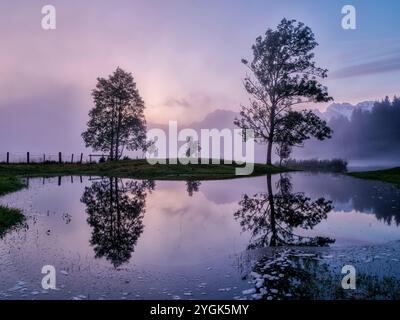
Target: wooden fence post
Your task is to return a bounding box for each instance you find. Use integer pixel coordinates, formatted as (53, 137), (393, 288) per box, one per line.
(59, 152), (62, 164)
(27, 152), (30, 164)
(6, 152), (9, 164)
(80, 153), (83, 164)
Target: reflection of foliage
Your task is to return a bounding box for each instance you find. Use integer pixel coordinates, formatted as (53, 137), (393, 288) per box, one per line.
(330, 179), (400, 226)
(186, 180), (201, 197)
(235, 174), (334, 249)
(81, 178), (154, 267)
(62, 213), (72, 224)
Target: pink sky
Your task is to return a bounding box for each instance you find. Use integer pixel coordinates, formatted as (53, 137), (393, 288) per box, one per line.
(1, 1), (400, 153)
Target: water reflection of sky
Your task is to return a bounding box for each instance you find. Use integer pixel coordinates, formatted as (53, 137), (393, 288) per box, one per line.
(2, 174), (400, 256)
(0, 173), (399, 298)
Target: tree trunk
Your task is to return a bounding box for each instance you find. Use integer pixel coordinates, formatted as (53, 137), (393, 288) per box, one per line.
(109, 130), (114, 161)
(266, 105), (276, 165)
(267, 174), (277, 246)
(266, 138), (273, 165)
(115, 122), (120, 160)
(109, 112), (115, 161)
(109, 177), (114, 239)
(110, 99), (118, 161)
(115, 178), (120, 236)
(115, 100), (123, 160)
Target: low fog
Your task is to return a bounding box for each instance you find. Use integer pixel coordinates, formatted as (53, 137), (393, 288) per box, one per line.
(294, 97), (400, 167)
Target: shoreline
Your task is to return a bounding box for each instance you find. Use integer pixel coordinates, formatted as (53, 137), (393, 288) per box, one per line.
(0, 159), (288, 181)
(349, 167), (400, 186)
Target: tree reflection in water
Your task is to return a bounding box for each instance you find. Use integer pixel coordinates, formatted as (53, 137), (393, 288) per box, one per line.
(186, 180), (201, 197)
(235, 173), (334, 249)
(81, 178), (155, 268)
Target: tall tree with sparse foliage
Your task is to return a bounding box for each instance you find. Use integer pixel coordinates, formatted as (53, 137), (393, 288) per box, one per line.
(82, 67), (147, 160)
(234, 19), (333, 165)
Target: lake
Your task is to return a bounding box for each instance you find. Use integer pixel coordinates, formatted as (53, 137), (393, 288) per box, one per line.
(1, 172), (400, 300)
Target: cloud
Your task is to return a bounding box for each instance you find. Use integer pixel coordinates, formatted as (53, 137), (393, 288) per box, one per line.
(331, 53), (400, 79)
(164, 98), (191, 108)
(147, 93), (237, 125)
(162, 94), (214, 110)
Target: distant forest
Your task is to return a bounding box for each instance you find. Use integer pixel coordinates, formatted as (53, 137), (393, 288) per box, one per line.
(297, 96), (400, 161)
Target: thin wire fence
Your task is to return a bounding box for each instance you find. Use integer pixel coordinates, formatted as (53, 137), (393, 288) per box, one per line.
(0, 152), (145, 164)
(0, 152), (95, 164)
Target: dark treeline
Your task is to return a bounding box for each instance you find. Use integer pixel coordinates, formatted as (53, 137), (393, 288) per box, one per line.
(283, 158), (347, 172)
(297, 96), (400, 161)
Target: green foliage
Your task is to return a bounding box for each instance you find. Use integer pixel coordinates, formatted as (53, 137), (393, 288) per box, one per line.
(0, 176), (26, 237)
(0, 176), (25, 196)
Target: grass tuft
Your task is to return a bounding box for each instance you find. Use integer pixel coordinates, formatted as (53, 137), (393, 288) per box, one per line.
(0, 205), (25, 238)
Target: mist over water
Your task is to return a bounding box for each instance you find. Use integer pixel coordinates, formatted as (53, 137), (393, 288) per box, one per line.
(295, 97), (400, 167)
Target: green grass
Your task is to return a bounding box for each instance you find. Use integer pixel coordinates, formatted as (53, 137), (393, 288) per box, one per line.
(0, 159), (287, 181)
(0, 205), (25, 238)
(349, 167), (400, 186)
(0, 175), (26, 196)
(0, 176), (26, 237)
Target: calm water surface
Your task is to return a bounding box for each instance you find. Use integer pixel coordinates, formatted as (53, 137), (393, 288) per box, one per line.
(0, 172), (399, 299)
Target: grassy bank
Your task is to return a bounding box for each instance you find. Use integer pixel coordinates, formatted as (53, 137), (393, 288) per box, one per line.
(0, 176), (26, 237)
(0, 159), (287, 181)
(0, 175), (25, 196)
(349, 167), (400, 186)
(0, 205), (25, 238)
